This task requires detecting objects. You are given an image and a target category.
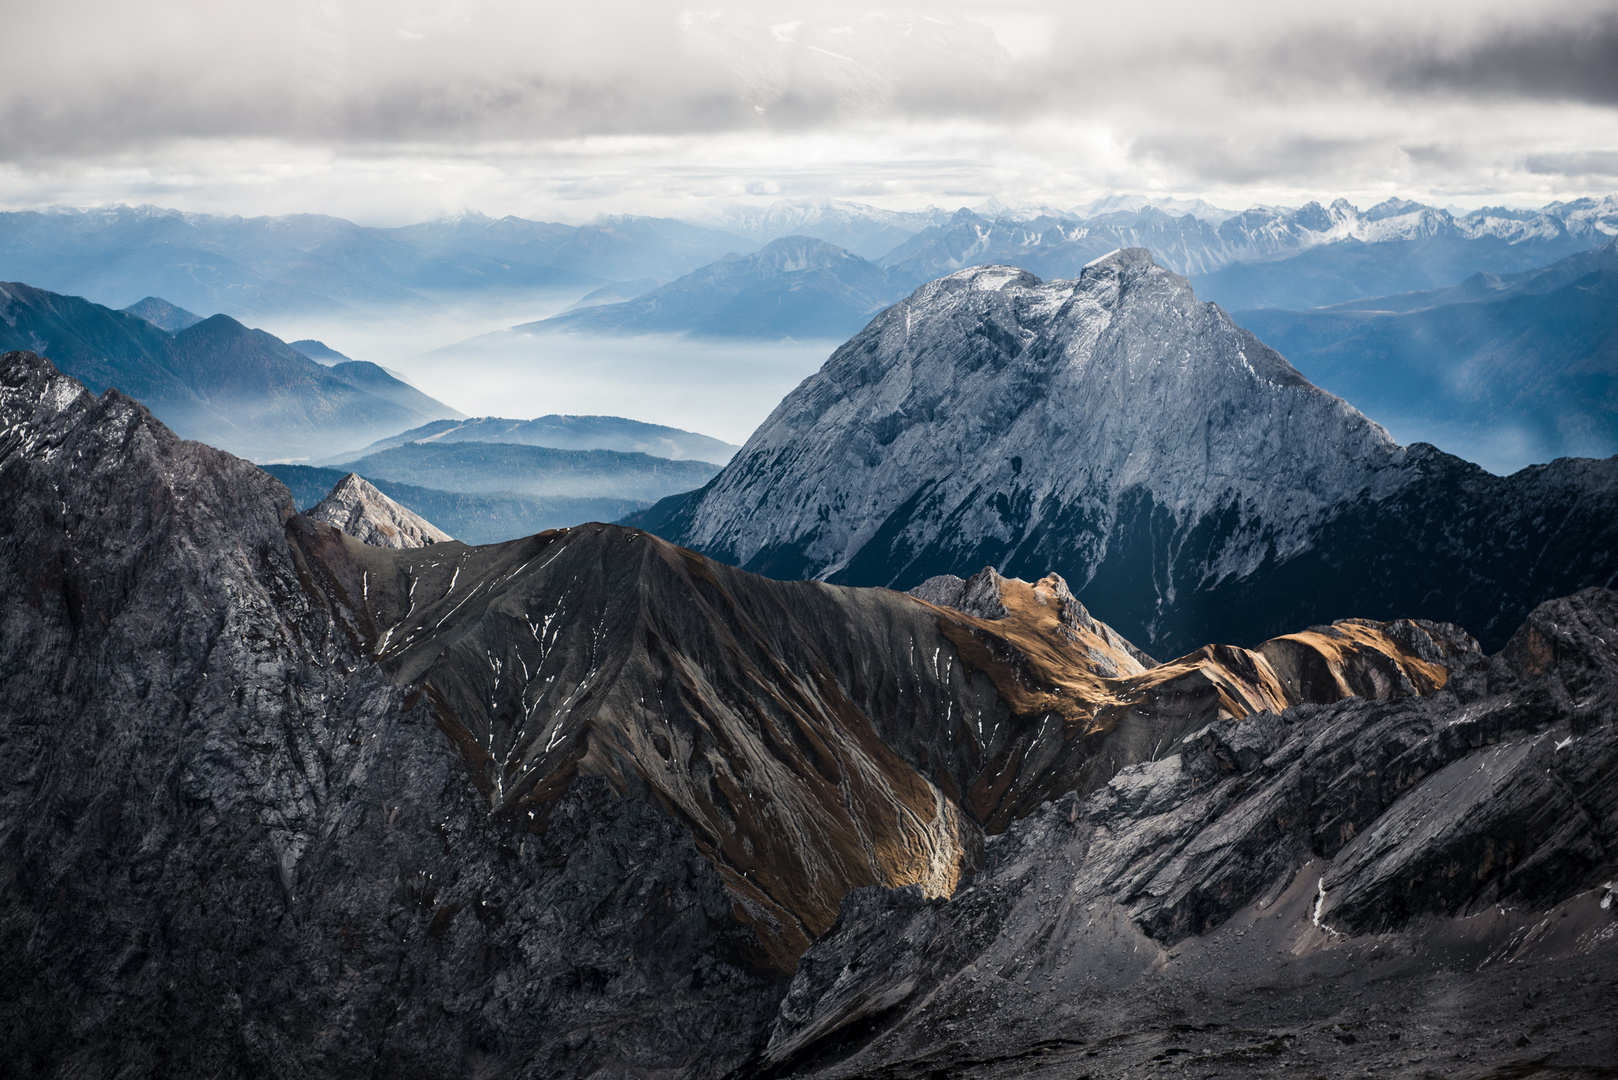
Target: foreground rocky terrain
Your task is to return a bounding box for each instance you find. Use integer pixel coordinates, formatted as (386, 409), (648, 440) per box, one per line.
(643, 249), (1618, 656)
(2, 349), (1615, 1078)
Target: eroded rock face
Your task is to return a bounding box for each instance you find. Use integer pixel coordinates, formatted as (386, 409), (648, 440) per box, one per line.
(752, 588), (1618, 1080)
(5, 347), (1613, 1079)
(307, 470), (452, 547)
(287, 524), (1478, 965)
(0, 351), (779, 1080)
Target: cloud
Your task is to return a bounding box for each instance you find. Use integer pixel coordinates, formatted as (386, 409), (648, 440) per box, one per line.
(0, 1), (1614, 217)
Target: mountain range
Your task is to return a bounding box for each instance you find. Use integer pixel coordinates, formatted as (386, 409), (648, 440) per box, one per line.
(338, 414), (740, 464)
(0, 280), (460, 461)
(3, 346), (1613, 1078)
(637, 250), (1618, 657)
(330, 441), (719, 503)
(533, 236), (897, 341)
(262, 464), (646, 545)
(0, 205), (750, 318)
(1234, 237), (1618, 471)
(881, 197), (1618, 310)
(6, 196), (1614, 328)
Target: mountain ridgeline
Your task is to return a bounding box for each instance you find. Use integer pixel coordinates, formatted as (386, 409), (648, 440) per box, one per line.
(1234, 237), (1618, 471)
(0, 280), (460, 461)
(3, 348), (1615, 1078)
(638, 250), (1618, 657)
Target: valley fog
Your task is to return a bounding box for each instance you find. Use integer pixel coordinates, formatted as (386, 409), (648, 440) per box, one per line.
(255, 293), (836, 445)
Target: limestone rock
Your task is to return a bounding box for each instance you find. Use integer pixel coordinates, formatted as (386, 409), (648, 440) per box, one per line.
(307, 471), (452, 547)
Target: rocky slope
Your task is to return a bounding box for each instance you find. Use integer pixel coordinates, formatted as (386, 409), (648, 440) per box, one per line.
(644, 250), (1618, 656)
(3, 348), (1614, 1077)
(307, 472), (453, 548)
(749, 587), (1618, 1079)
(0, 349), (782, 1079)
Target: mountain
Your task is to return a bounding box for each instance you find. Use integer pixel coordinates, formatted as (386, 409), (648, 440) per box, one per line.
(4, 346), (1614, 1077)
(0, 280), (462, 461)
(287, 338), (353, 363)
(1235, 238), (1618, 472)
(306, 473), (453, 548)
(533, 236), (901, 340)
(263, 463), (645, 545)
(0, 206), (756, 321)
(334, 440), (721, 502)
(879, 198), (1618, 309)
(121, 295), (203, 331)
(636, 251), (1618, 656)
(757, 587), (1618, 1079)
(340, 414), (740, 464)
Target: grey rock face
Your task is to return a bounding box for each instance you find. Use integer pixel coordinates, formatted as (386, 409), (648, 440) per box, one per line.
(0, 351), (779, 1079)
(5, 344), (1615, 1079)
(307, 471), (453, 547)
(751, 588), (1618, 1079)
(650, 250), (1618, 656)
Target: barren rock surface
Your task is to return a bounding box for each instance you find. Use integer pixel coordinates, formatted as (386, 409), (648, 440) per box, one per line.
(3, 348), (1614, 1079)
(308, 471), (452, 547)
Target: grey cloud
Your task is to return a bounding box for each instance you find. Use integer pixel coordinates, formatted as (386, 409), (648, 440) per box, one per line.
(1125, 132), (1387, 187)
(1526, 150), (1618, 177)
(1380, 13), (1618, 105)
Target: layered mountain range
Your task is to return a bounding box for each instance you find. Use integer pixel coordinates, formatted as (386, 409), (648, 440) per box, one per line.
(340, 414), (740, 465)
(0, 280), (459, 460)
(3, 348), (1613, 1078)
(534, 236), (896, 341)
(640, 250), (1618, 656)
(1235, 237), (1618, 471)
(8, 196), (1615, 331)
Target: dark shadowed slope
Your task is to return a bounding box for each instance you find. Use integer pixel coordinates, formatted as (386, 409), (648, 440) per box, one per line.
(640, 251), (1618, 656)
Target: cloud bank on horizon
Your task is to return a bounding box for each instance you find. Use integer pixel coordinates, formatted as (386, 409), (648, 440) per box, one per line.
(1, 0), (1615, 221)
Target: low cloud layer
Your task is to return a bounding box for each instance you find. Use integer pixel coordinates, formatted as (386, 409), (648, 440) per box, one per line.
(1, 0), (1614, 218)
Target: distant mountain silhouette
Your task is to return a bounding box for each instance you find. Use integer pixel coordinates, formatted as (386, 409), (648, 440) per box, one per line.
(339, 414), (739, 465)
(532, 236), (902, 340)
(121, 295), (203, 331)
(0, 280), (460, 461)
(332, 441), (720, 503)
(1236, 238), (1618, 471)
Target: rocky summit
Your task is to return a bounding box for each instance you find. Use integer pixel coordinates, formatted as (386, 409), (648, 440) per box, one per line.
(2, 347), (1615, 1079)
(642, 249), (1618, 656)
(307, 471), (453, 548)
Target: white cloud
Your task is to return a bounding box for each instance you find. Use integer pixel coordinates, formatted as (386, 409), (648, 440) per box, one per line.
(0, 1), (1613, 217)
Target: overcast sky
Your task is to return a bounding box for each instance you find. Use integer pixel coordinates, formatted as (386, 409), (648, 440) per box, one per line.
(2, 0), (1615, 222)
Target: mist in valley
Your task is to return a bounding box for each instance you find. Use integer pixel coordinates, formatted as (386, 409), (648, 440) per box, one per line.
(256, 290), (838, 448)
